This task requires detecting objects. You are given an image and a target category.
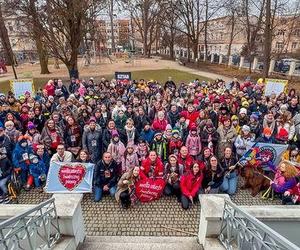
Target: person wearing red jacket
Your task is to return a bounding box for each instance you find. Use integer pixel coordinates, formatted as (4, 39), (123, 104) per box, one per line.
(180, 162), (204, 209)
(152, 111), (168, 131)
(44, 80), (55, 97)
(177, 146), (194, 173)
(180, 103), (199, 129)
(141, 151), (164, 178)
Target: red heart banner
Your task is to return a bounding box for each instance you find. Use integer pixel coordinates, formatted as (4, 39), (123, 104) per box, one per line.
(58, 165), (86, 191)
(135, 178), (166, 202)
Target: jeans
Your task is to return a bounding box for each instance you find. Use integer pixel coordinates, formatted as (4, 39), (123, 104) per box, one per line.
(164, 182), (181, 199)
(220, 172), (238, 195)
(0, 175), (10, 195)
(181, 193), (199, 210)
(94, 185), (117, 202)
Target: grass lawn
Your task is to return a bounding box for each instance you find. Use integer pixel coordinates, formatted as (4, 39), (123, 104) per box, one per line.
(0, 69), (212, 94)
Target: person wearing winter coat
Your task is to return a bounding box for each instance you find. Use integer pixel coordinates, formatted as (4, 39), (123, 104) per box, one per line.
(133, 107), (150, 133)
(201, 155), (224, 194)
(269, 160), (299, 195)
(40, 119), (65, 155)
(168, 130), (183, 155)
(115, 166), (142, 208)
(217, 118), (237, 159)
(35, 144), (50, 174)
(152, 111), (168, 132)
(180, 103), (199, 129)
(0, 126), (13, 160)
(256, 127), (275, 143)
(151, 132), (168, 162)
(234, 125), (255, 158)
(12, 136), (34, 185)
(185, 125), (202, 159)
(95, 105), (111, 130)
(282, 176), (300, 205)
(281, 145), (300, 164)
(180, 162), (204, 209)
(107, 131), (126, 167)
(64, 116), (82, 157)
(102, 120), (118, 151)
(93, 152), (118, 202)
(167, 104), (180, 128)
(28, 154), (47, 189)
(0, 154), (13, 198)
(141, 151), (164, 178)
(220, 147), (238, 195)
(123, 118), (140, 145)
(122, 145), (139, 173)
(4, 121), (21, 144)
(163, 124), (173, 142)
(25, 122), (41, 148)
(177, 146), (194, 173)
(173, 115), (189, 142)
(249, 113), (261, 139)
(140, 122), (155, 144)
(200, 120), (219, 155)
(114, 109), (127, 133)
(164, 154), (184, 200)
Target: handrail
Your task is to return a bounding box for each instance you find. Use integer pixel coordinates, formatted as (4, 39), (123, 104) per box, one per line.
(218, 199), (299, 250)
(0, 198), (61, 250)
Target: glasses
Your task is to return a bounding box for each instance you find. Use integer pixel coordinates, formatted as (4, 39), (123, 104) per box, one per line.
(211, 159), (217, 162)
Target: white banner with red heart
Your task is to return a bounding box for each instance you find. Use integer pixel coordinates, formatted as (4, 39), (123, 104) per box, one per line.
(46, 161), (94, 193)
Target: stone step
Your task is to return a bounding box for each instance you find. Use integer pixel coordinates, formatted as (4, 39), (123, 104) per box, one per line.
(81, 236), (203, 250)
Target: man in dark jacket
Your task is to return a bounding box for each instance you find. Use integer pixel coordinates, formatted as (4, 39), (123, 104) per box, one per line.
(93, 152), (118, 202)
(82, 118), (102, 163)
(133, 107), (150, 133)
(0, 153), (13, 199)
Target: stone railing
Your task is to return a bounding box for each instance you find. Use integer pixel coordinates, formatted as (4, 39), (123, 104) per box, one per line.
(0, 197), (60, 250)
(219, 199), (299, 250)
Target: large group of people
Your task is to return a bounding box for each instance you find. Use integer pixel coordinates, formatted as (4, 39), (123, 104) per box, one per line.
(0, 76), (299, 208)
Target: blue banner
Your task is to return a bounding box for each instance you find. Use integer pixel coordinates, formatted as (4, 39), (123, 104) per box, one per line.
(45, 162), (94, 193)
(245, 142), (288, 166)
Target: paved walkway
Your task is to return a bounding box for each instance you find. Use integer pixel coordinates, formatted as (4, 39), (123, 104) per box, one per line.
(17, 179), (280, 237)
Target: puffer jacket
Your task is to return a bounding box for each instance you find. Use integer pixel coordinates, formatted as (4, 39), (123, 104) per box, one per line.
(180, 172), (203, 197)
(185, 132), (202, 156)
(82, 124), (102, 163)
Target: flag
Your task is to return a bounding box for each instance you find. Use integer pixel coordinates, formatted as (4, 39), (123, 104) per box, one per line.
(240, 142), (288, 167)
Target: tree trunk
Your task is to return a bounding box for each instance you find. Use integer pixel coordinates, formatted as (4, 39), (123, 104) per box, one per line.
(204, 0), (209, 61)
(67, 50), (79, 78)
(170, 40), (174, 59)
(35, 37), (50, 74)
(0, 4), (17, 79)
(263, 0), (272, 78)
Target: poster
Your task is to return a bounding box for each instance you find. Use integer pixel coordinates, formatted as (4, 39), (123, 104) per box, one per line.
(10, 79), (34, 98)
(135, 178), (166, 202)
(264, 79), (288, 96)
(46, 162), (94, 193)
(115, 72), (131, 81)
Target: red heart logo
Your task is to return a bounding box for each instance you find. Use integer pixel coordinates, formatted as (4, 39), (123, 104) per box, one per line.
(58, 165), (86, 191)
(135, 178), (166, 202)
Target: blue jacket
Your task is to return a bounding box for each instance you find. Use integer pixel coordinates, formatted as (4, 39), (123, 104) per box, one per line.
(29, 161), (46, 177)
(140, 129), (155, 144)
(12, 143), (33, 169)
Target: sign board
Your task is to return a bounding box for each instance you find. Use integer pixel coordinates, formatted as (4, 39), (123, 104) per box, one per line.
(135, 177), (166, 202)
(10, 79), (34, 98)
(264, 78), (288, 96)
(46, 161), (94, 193)
(115, 72), (131, 81)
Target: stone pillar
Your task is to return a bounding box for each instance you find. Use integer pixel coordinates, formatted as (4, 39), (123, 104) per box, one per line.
(210, 54), (214, 63)
(289, 60), (296, 76)
(252, 57), (258, 71)
(219, 55), (223, 64)
(239, 56), (245, 69)
(269, 59), (275, 74)
(53, 194), (86, 247)
(198, 194), (230, 246)
(228, 55), (233, 66)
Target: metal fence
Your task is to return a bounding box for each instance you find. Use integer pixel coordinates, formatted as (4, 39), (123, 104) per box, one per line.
(0, 198), (60, 250)
(218, 199), (299, 250)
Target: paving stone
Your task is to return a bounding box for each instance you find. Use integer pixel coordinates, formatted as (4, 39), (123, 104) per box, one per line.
(17, 177), (281, 237)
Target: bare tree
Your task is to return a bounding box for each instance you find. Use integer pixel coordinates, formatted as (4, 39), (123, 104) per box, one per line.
(122, 0), (162, 58)
(0, 3), (17, 79)
(4, 0), (50, 74)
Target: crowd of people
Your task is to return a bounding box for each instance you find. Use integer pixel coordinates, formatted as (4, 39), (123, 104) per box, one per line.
(0, 76), (299, 208)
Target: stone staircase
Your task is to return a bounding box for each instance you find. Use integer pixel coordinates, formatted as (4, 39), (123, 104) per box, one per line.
(79, 236), (203, 250)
